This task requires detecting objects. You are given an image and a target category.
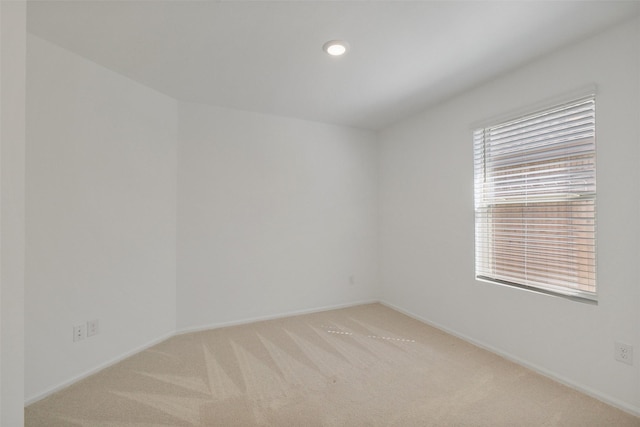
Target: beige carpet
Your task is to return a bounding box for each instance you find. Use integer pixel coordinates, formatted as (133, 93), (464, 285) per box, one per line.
(26, 303), (640, 426)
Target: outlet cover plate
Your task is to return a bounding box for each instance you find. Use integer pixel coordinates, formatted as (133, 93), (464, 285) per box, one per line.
(87, 319), (99, 337)
(73, 324), (86, 342)
(615, 342), (633, 365)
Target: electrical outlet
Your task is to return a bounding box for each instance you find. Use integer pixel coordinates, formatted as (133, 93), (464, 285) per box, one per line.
(615, 342), (633, 365)
(73, 324), (86, 342)
(87, 319), (99, 337)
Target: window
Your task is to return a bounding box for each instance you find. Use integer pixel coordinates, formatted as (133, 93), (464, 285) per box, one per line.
(473, 96), (596, 302)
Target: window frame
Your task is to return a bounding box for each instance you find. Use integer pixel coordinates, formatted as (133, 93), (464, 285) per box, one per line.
(473, 95), (597, 303)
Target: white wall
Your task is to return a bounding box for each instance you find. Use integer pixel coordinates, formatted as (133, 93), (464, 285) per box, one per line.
(25, 35), (178, 402)
(177, 102), (378, 331)
(1, 1), (26, 425)
(379, 18), (640, 412)
(24, 34), (378, 403)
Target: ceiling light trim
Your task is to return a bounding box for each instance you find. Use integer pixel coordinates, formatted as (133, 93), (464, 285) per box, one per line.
(323, 40), (349, 56)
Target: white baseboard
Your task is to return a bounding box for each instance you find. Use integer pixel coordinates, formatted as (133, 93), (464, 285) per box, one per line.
(24, 330), (175, 406)
(176, 299), (380, 335)
(379, 299), (640, 418)
(28, 298), (638, 418)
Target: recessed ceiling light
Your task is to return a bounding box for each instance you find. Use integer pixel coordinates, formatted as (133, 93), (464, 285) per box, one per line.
(323, 40), (349, 56)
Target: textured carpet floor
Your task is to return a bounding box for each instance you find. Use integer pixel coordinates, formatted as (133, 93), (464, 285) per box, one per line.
(26, 303), (640, 426)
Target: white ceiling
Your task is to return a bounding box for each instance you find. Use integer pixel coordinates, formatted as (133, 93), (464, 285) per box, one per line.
(27, 1), (640, 131)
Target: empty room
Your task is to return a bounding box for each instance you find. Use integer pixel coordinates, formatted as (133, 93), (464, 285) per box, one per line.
(1, 0), (640, 425)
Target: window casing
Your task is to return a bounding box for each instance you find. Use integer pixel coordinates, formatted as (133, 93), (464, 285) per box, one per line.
(473, 96), (596, 301)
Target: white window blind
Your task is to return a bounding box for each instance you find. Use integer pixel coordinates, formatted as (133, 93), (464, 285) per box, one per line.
(474, 96), (596, 301)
